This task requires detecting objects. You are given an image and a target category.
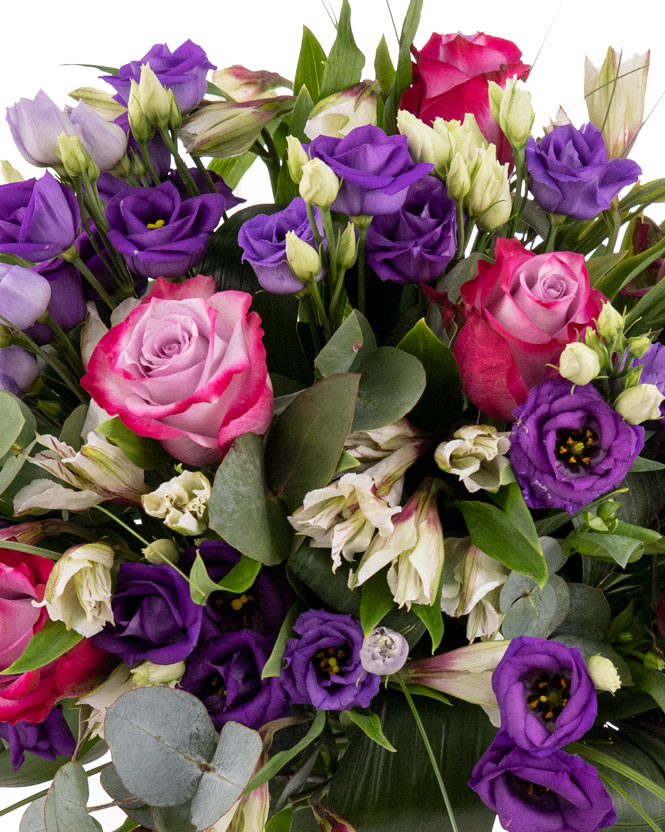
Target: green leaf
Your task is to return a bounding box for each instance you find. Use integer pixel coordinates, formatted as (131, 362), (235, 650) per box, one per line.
(265, 374), (360, 512)
(294, 26), (327, 103)
(396, 319), (463, 431)
(0, 390), (28, 456)
(343, 709), (396, 752)
(625, 257), (665, 333)
(395, 683), (451, 705)
(458, 500), (548, 587)
(432, 253), (484, 304)
(631, 456), (665, 473)
(319, 0), (365, 99)
(96, 417), (169, 470)
(552, 583), (611, 640)
(617, 470), (665, 527)
(208, 152), (257, 190)
(315, 309), (377, 378)
(20, 797), (47, 832)
(100, 765), (157, 830)
(262, 600), (306, 679)
(335, 450), (360, 474)
(44, 762), (102, 832)
(586, 250), (627, 290)
(0, 452), (28, 498)
(1, 620), (83, 676)
(552, 635), (632, 685)
(382, 0), (424, 134)
(287, 84), (314, 144)
(353, 347), (425, 431)
(490, 482), (542, 553)
(628, 660), (665, 713)
(245, 710), (326, 793)
(374, 35), (396, 96)
(412, 600), (444, 652)
(59, 405), (88, 452)
(266, 807), (295, 832)
(499, 574), (569, 639)
(188, 552), (262, 605)
(360, 570), (395, 634)
(597, 237), (665, 299)
(563, 530), (644, 567)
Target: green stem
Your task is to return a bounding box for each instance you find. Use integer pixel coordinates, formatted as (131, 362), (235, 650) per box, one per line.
(321, 207), (338, 287)
(329, 267), (348, 329)
(453, 202), (465, 264)
(79, 189), (135, 294)
(159, 128), (200, 197)
(397, 676), (459, 832)
(508, 147), (525, 237)
(71, 255), (116, 310)
(192, 155), (218, 194)
(598, 773), (662, 832)
(43, 313), (84, 375)
(0, 764), (107, 818)
(306, 203), (323, 249)
(138, 140), (161, 187)
(261, 128), (281, 198)
(308, 278), (331, 342)
(302, 296), (322, 355)
(357, 227), (367, 316)
(544, 221), (558, 253)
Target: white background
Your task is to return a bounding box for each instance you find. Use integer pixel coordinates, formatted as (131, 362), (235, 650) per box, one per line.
(0, 0), (663, 828)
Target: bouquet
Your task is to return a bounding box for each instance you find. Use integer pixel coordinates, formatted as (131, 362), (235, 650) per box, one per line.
(0, 3), (664, 831)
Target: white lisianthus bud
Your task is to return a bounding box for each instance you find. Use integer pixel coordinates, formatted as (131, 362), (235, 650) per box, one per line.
(76, 663), (134, 739)
(435, 425), (510, 493)
(142, 538), (180, 565)
(138, 63), (171, 130)
(336, 222), (358, 271)
(586, 654), (622, 693)
(167, 89), (182, 131)
(130, 660), (186, 688)
(446, 153), (470, 202)
(628, 335), (652, 359)
(1, 160), (24, 183)
(37, 542), (115, 637)
(299, 158), (340, 207)
(397, 110), (453, 177)
(69, 87), (128, 122)
(304, 81), (379, 141)
(466, 145), (511, 231)
(286, 135), (308, 184)
(488, 78), (535, 150)
(57, 133), (93, 179)
(285, 231), (321, 283)
(558, 342), (601, 385)
(127, 79), (154, 143)
(614, 383), (665, 425)
(597, 301), (624, 339)
(360, 626), (409, 675)
(142, 470), (211, 535)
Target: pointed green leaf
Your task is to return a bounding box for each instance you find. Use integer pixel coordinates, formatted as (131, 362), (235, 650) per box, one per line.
(208, 152), (257, 189)
(294, 26), (327, 103)
(374, 35), (396, 96)
(412, 600), (444, 652)
(382, 0), (423, 134)
(0, 390), (27, 456)
(189, 552), (262, 605)
(491, 482), (542, 553)
(343, 709), (396, 752)
(360, 570), (395, 634)
(262, 600), (307, 679)
(597, 237), (665, 299)
(319, 0), (365, 99)
(96, 416), (169, 470)
(1, 620), (83, 676)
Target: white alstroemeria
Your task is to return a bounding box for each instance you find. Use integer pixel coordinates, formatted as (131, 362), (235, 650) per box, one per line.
(76, 663), (135, 739)
(440, 537), (509, 641)
(465, 144), (511, 231)
(352, 480), (444, 609)
(344, 419), (422, 461)
(142, 470), (211, 535)
(130, 660), (186, 688)
(35, 542), (114, 637)
(435, 425), (510, 493)
(544, 106), (573, 134)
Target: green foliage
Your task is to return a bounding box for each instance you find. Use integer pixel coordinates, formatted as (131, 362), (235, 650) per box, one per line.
(382, 1), (423, 134)
(314, 309), (377, 377)
(360, 569), (395, 634)
(208, 153), (257, 190)
(294, 27), (327, 103)
(319, 0), (365, 99)
(0, 390), (35, 456)
(44, 762), (102, 832)
(97, 417), (170, 470)
(374, 35), (396, 97)
(342, 709), (396, 752)
(188, 551), (262, 605)
(352, 347), (426, 431)
(1, 621), (83, 676)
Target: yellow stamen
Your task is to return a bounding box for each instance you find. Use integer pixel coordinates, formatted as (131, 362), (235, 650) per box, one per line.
(147, 218), (166, 229)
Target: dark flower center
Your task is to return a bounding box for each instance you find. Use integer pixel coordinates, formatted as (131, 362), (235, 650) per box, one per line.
(555, 426), (601, 472)
(146, 218), (166, 229)
(210, 590), (258, 628)
(524, 670), (571, 727)
(315, 646), (348, 675)
(210, 672), (227, 701)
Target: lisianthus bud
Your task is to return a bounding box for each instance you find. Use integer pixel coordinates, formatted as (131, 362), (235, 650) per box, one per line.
(360, 626), (409, 675)
(435, 425), (510, 493)
(597, 301), (624, 339)
(558, 342), (601, 385)
(130, 660), (186, 688)
(138, 63), (172, 130)
(629, 335), (652, 359)
(57, 133), (92, 179)
(466, 145), (511, 231)
(304, 81), (379, 141)
(397, 110), (453, 177)
(167, 89), (182, 131)
(336, 222), (357, 271)
(69, 87), (128, 122)
(0, 264), (51, 329)
(299, 158), (340, 207)
(644, 652), (665, 672)
(1, 160), (24, 183)
(586, 655), (621, 693)
(614, 383), (665, 424)
(446, 153), (470, 202)
(285, 231), (321, 283)
(142, 470), (211, 535)
(127, 79), (154, 142)
(286, 135), (308, 183)
(37, 542), (114, 637)
(488, 78), (535, 150)
(142, 538), (179, 565)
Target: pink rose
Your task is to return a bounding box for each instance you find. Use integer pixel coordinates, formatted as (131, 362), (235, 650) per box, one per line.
(400, 32), (530, 164)
(453, 238), (606, 421)
(81, 274), (273, 465)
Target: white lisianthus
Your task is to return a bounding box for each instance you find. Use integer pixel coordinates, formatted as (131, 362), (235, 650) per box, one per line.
(142, 470), (211, 535)
(596, 301), (624, 339)
(488, 78), (535, 149)
(614, 383), (665, 425)
(285, 231), (321, 283)
(397, 110), (453, 177)
(435, 425), (511, 493)
(299, 158), (340, 207)
(558, 342), (601, 386)
(130, 660), (186, 688)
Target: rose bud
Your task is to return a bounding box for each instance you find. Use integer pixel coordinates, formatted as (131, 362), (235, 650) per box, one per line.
(299, 158), (341, 208)
(558, 342), (601, 386)
(586, 655), (621, 694)
(614, 383), (665, 425)
(360, 626), (409, 676)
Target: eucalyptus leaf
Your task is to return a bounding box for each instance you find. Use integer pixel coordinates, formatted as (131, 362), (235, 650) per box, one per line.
(0, 390), (28, 457)
(44, 762), (102, 832)
(59, 405), (88, 452)
(100, 765), (156, 830)
(315, 309), (376, 377)
(1, 620), (83, 676)
(433, 253), (484, 303)
(319, 0), (365, 99)
(500, 578), (561, 639)
(628, 661), (665, 713)
(352, 347), (425, 431)
(343, 709), (396, 752)
(552, 583), (611, 641)
(20, 796), (47, 832)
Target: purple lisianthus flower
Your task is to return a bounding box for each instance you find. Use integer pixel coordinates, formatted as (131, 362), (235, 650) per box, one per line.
(0, 172), (80, 262)
(181, 540), (296, 639)
(510, 378), (644, 514)
(0, 346), (39, 396)
(281, 609), (381, 710)
(306, 125), (433, 216)
(469, 732), (616, 832)
(365, 177), (457, 284)
(238, 197), (323, 293)
(0, 263), (50, 329)
(166, 168), (245, 210)
(492, 637), (597, 756)
(6, 90), (76, 168)
(526, 123), (641, 220)
(102, 40), (215, 113)
(105, 182), (225, 278)
(92, 562), (202, 666)
(178, 629), (288, 730)
(632, 343), (665, 419)
(24, 259), (86, 344)
(0, 705), (75, 771)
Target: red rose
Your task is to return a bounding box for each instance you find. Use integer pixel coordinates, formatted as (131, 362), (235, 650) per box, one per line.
(453, 239), (605, 421)
(400, 32), (530, 164)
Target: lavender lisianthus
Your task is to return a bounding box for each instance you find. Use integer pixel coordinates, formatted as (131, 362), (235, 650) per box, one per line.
(510, 378), (644, 514)
(92, 562), (202, 666)
(0, 705), (75, 771)
(105, 182), (225, 278)
(238, 197), (323, 293)
(101, 40), (215, 113)
(0, 263), (51, 329)
(0, 346), (39, 396)
(306, 125), (433, 216)
(526, 123), (641, 220)
(492, 637), (597, 756)
(281, 609), (381, 710)
(23, 259), (86, 344)
(178, 629), (288, 730)
(6, 90), (76, 168)
(0, 172), (80, 262)
(469, 732), (616, 832)
(365, 177), (457, 284)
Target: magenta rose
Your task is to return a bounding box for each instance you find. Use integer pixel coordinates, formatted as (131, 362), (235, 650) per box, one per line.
(454, 238), (606, 421)
(400, 32), (530, 164)
(81, 274), (273, 465)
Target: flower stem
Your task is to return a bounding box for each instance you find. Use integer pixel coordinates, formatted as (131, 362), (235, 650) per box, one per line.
(70, 255), (117, 310)
(138, 140), (162, 187)
(356, 226), (367, 316)
(397, 675), (459, 832)
(544, 221), (558, 252)
(261, 128), (281, 198)
(508, 147), (525, 237)
(308, 278), (331, 342)
(192, 155), (218, 194)
(43, 312), (84, 376)
(159, 128), (200, 197)
(302, 296), (322, 355)
(306, 203), (323, 249)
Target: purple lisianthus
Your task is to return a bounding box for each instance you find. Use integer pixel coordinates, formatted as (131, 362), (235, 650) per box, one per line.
(0, 705), (75, 771)
(238, 197), (323, 293)
(166, 168), (245, 209)
(469, 732), (616, 832)
(526, 123), (641, 220)
(6, 90), (76, 168)
(24, 259), (86, 345)
(181, 540), (296, 639)
(306, 125), (433, 216)
(632, 343), (665, 419)
(0, 346), (39, 396)
(105, 182), (225, 278)
(510, 378), (644, 514)
(281, 609), (381, 710)
(101, 40), (215, 113)
(0, 263), (50, 329)
(365, 177), (457, 283)
(178, 629), (288, 730)
(0, 172), (80, 262)
(92, 562), (202, 666)
(492, 637), (597, 756)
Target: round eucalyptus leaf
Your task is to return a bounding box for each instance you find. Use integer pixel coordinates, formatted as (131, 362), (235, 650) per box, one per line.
(501, 582), (558, 639)
(43, 762), (102, 832)
(20, 796), (46, 832)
